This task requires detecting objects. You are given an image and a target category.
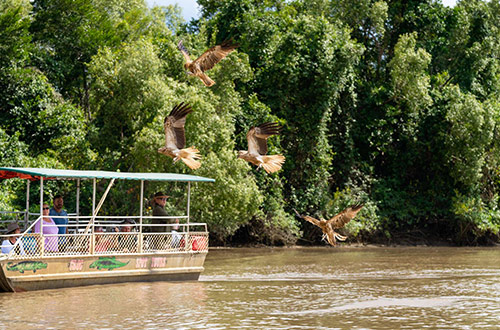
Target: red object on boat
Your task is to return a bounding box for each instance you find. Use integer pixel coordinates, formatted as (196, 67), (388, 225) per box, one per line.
(180, 235), (208, 251)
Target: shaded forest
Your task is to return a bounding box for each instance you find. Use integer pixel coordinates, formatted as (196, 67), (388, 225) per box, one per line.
(1, 0), (499, 246)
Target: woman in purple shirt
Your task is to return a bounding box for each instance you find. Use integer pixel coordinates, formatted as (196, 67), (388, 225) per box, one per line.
(34, 203), (59, 252)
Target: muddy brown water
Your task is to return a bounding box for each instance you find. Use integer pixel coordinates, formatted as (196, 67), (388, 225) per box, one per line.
(0, 247), (499, 329)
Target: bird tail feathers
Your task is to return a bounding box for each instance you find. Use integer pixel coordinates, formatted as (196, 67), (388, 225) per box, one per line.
(199, 73), (215, 87)
(179, 146), (201, 170)
(260, 155), (285, 173)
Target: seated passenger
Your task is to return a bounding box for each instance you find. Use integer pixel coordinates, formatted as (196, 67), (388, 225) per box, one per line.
(95, 226), (112, 253)
(117, 219), (137, 252)
(1, 223), (26, 255)
(171, 218), (182, 248)
(34, 203), (59, 252)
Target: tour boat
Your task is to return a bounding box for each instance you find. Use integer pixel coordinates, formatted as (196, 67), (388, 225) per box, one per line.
(0, 167), (213, 292)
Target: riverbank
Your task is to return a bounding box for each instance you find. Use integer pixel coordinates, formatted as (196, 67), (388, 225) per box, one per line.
(216, 226), (500, 248)
(209, 242), (500, 250)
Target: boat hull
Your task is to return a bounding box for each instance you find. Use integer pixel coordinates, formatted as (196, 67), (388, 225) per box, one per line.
(0, 252), (207, 292)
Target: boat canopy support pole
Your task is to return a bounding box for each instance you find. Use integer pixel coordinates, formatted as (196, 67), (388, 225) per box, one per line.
(40, 177), (44, 256)
(80, 177), (115, 255)
(85, 178), (115, 235)
(25, 180), (30, 229)
(76, 178), (80, 225)
(187, 182), (191, 225)
(92, 178), (96, 215)
(186, 182), (190, 251)
(138, 180), (144, 253)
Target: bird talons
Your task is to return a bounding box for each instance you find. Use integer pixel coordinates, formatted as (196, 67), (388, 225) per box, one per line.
(334, 232), (347, 241)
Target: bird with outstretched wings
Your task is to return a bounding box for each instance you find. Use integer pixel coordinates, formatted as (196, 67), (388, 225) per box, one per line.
(237, 122), (285, 174)
(178, 39), (238, 87)
(294, 204), (364, 246)
(158, 102), (201, 170)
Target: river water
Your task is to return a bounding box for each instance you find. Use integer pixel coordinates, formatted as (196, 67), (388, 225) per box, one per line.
(0, 246), (499, 329)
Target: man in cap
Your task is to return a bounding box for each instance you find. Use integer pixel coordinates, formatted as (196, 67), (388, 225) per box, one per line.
(152, 192), (170, 233)
(152, 192), (182, 249)
(1, 223), (25, 255)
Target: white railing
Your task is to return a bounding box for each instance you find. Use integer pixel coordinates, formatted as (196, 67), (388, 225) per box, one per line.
(0, 211), (26, 218)
(1, 216), (208, 260)
(0, 211), (28, 231)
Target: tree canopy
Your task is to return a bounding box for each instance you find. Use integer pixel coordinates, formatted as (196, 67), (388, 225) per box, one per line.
(1, 0), (499, 245)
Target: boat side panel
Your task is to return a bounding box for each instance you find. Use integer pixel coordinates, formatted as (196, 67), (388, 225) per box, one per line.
(10, 271), (202, 291)
(1, 252), (207, 292)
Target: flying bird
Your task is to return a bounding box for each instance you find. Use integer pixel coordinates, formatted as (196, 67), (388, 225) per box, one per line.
(158, 102), (201, 170)
(294, 204), (364, 246)
(177, 39), (238, 87)
(238, 122), (285, 173)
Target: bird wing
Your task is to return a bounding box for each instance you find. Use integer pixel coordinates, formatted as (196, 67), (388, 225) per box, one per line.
(164, 102), (193, 149)
(193, 39), (238, 72)
(301, 215), (321, 228)
(163, 124), (178, 150)
(294, 208), (321, 228)
(326, 204), (364, 229)
(177, 40), (191, 63)
(246, 122), (281, 155)
(293, 208), (303, 220)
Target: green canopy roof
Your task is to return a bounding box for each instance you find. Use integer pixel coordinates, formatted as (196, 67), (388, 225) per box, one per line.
(0, 167), (215, 183)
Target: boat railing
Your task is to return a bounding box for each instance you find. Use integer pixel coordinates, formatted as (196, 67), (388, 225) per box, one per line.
(0, 211), (79, 233)
(0, 211), (26, 219)
(0, 211), (28, 232)
(61, 215), (196, 232)
(2, 215), (208, 260)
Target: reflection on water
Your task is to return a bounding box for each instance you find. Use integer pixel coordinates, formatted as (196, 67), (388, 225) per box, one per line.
(0, 247), (499, 329)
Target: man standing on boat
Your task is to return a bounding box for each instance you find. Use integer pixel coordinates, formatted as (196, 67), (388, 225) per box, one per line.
(152, 192), (170, 233)
(152, 192), (181, 249)
(50, 195), (68, 250)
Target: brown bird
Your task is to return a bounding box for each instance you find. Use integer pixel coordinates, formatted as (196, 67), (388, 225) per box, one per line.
(158, 102), (201, 170)
(238, 122), (285, 173)
(294, 204), (364, 246)
(177, 39), (238, 87)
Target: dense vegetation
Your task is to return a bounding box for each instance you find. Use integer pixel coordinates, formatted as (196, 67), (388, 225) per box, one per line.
(1, 0), (499, 245)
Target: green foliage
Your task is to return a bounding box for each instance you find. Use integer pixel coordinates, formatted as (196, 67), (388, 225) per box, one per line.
(441, 85), (494, 189)
(87, 38), (164, 165)
(452, 192), (500, 243)
(0, 0), (32, 68)
(251, 13), (363, 212)
(0, 68), (86, 155)
(445, 0), (500, 99)
(1, 0), (500, 245)
(389, 32), (432, 114)
(0, 129), (28, 167)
